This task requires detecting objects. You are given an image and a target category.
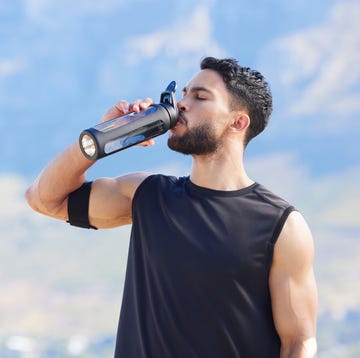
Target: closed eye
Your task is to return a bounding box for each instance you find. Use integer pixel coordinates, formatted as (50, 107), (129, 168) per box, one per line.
(182, 85), (213, 102)
(195, 95), (207, 100)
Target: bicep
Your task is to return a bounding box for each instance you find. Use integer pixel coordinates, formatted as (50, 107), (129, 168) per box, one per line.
(269, 211), (317, 351)
(88, 172), (151, 228)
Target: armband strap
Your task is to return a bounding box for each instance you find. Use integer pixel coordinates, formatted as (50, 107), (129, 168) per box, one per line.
(67, 181), (97, 229)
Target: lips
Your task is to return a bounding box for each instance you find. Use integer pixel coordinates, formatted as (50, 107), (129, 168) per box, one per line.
(171, 115), (186, 133)
(176, 113), (187, 125)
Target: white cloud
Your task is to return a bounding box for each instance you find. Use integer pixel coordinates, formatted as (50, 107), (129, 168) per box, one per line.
(123, 1), (225, 67)
(263, 0), (360, 118)
(0, 59), (28, 78)
(247, 152), (360, 231)
(0, 174), (31, 220)
(23, 0), (125, 25)
(246, 152), (312, 205)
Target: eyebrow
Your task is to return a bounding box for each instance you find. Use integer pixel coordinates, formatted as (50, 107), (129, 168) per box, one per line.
(182, 86), (214, 95)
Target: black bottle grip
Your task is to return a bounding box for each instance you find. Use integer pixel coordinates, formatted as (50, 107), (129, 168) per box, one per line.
(79, 81), (178, 160)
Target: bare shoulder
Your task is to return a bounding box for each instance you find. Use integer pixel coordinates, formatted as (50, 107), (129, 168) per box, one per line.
(273, 210), (314, 276)
(269, 211), (318, 355)
(89, 171), (152, 228)
(115, 171), (153, 199)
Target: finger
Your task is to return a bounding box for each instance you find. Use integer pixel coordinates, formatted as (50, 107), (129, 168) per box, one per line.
(129, 98), (154, 113)
(113, 100), (131, 114)
(101, 100), (130, 122)
(129, 99), (143, 113)
(139, 97), (154, 110)
(138, 138), (155, 147)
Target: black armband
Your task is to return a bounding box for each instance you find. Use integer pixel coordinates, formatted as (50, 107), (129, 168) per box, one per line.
(67, 181), (97, 229)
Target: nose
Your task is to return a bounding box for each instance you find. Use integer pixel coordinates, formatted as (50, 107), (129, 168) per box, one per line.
(177, 98), (188, 112)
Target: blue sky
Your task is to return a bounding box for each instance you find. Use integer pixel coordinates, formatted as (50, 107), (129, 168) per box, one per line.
(1, 0), (359, 230)
(1, 0), (359, 243)
(1, 0), (359, 177)
(0, 0), (360, 341)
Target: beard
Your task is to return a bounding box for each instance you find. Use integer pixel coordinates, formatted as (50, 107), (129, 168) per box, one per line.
(167, 122), (223, 155)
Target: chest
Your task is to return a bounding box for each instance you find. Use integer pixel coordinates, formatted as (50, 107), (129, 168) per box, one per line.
(133, 190), (276, 280)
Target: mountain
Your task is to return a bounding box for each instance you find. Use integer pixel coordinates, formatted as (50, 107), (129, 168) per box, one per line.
(1, 0), (359, 356)
(1, 0), (358, 179)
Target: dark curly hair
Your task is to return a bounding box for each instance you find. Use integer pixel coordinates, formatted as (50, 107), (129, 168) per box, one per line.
(200, 57), (273, 146)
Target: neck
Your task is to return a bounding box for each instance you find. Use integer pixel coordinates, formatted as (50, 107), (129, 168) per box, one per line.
(189, 146), (254, 191)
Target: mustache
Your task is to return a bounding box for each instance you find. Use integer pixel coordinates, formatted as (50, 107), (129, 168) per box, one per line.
(177, 111), (188, 124)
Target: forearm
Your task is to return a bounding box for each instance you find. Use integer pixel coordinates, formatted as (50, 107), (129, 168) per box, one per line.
(26, 142), (94, 219)
(280, 337), (317, 358)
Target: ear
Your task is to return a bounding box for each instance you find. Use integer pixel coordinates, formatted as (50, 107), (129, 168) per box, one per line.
(229, 113), (250, 133)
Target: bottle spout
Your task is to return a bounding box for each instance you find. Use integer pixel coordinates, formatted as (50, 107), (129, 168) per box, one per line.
(160, 81), (177, 107)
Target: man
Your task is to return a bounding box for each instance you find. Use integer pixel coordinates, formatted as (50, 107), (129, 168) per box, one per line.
(26, 57), (317, 357)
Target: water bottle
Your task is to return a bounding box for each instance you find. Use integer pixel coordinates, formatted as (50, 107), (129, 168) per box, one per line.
(79, 81), (178, 160)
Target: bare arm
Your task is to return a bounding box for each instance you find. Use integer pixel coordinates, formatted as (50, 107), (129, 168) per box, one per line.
(25, 98), (154, 228)
(25, 142), (95, 221)
(269, 211), (318, 357)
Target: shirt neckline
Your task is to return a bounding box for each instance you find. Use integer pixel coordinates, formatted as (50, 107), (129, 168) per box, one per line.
(185, 177), (259, 197)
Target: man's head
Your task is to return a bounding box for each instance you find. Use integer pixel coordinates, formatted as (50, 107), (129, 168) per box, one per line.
(200, 57), (273, 147)
(168, 57), (272, 155)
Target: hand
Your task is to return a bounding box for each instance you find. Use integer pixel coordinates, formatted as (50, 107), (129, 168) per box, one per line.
(100, 98), (155, 147)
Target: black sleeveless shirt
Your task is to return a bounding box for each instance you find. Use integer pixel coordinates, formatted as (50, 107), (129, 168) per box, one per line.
(115, 175), (294, 357)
